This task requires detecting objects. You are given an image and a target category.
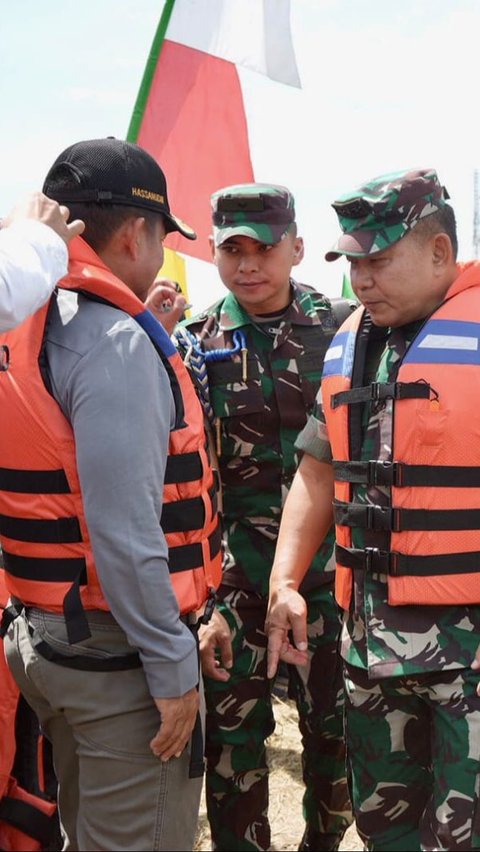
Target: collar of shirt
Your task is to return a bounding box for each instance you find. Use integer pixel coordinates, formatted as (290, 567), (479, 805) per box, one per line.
(218, 280), (329, 331)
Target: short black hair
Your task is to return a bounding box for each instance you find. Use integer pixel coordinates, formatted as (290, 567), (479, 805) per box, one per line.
(412, 204), (458, 260)
(46, 167), (162, 252)
(64, 201), (161, 253)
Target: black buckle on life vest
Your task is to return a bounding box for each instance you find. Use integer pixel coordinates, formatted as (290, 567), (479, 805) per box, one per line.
(367, 460), (404, 487)
(389, 552), (400, 575)
(364, 547), (380, 573)
(371, 381), (432, 402)
(363, 547), (400, 575)
(370, 382), (392, 401)
(364, 505), (402, 532)
(332, 381), (432, 409)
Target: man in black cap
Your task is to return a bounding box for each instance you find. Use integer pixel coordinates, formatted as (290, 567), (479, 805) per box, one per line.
(266, 167), (480, 851)
(172, 182), (354, 851)
(0, 137), (222, 851)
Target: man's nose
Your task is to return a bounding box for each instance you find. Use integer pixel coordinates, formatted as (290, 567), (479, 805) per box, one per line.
(351, 264), (373, 290)
(238, 252), (259, 272)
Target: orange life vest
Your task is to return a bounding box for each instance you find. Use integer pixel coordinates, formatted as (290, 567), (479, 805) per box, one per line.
(0, 237), (222, 636)
(0, 571), (57, 852)
(322, 261), (480, 610)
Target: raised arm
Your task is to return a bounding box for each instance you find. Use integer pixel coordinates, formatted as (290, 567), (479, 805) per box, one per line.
(0, 192), (84, 330)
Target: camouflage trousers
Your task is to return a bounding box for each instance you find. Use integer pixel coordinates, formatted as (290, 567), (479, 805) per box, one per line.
(204, 584), (353, 851)
(344, 662), (480, 851)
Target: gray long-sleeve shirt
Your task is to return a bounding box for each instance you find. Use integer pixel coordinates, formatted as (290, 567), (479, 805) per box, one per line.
(45, 289), (198, 699)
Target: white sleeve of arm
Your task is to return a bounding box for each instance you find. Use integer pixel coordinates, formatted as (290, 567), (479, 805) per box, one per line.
(0, 220), (68, 331)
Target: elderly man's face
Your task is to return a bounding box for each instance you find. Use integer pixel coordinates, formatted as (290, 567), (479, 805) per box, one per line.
(347, 231), (451, 327)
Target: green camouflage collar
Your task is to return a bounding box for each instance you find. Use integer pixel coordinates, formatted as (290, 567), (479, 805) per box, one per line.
(218, 290), (252, 330)
(218, 281), (328, 331)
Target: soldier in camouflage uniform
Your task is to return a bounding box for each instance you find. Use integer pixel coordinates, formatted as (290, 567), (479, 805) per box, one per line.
(266, 168), (480, 851)
(174, 184), (353, 851)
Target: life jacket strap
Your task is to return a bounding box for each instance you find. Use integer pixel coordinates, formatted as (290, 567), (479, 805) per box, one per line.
(188, 711), (205, 779)
(161, 485), (217, 534)
(331, 380), (431, 409)
(0, 789), (56, 845)
(2, 551), (87, 584)
(168, 521), (222, 574)
(164, 450), (203, 484)
(0, 467), (71, 493)
(0, 513), (81, 543)
(183, 619), (206, 779)
(334, 499), (480, 532)
(333, 459), (480, 488)
(336, 543), (480, 576)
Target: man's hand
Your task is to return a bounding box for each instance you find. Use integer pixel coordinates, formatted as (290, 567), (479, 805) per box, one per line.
(2, 192), (85, 243)
(150, 686), (200, 761)
(265, 587), (308, 680)
(199, 608), (233, 681)
(146, 278), (190, 335)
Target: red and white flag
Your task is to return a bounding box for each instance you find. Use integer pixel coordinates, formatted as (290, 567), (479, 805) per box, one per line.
(127, 0), (301, 290)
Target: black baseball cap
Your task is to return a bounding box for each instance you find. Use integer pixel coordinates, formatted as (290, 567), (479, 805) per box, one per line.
(42, 137), (196, 240)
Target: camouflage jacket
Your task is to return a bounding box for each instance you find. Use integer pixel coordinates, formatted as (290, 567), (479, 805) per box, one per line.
(175, 280), (343, 596)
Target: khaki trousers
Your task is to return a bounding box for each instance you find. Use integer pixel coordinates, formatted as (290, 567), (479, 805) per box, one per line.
(4, 608), (203, 852)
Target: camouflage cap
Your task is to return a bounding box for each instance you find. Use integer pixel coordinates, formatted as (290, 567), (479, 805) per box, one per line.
(211, 183), (295, 246)
(325, 167), (450, 262)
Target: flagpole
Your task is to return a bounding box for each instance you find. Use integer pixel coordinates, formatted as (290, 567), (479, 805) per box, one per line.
(126, 0), (176, 142)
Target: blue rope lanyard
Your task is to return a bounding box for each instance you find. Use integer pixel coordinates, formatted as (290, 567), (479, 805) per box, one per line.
(201, 330), (248, 384)
(175, 328), (248, 428)
(183, 329), (247, 363)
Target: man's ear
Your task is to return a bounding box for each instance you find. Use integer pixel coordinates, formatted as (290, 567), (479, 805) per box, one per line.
(292, 237), (304, 266)
(123, 216), (145, 260)
(431, 233), (453, 272)
(209, 235), (218, 265)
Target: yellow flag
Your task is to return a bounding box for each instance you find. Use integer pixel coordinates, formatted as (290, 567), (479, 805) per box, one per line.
(155, 247), (189, 301)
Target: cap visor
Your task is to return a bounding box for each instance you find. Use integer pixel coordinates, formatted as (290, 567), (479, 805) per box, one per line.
(214, 224), (287, 246)
(325, 231), (374, 262)
(165, 213), (197, 241)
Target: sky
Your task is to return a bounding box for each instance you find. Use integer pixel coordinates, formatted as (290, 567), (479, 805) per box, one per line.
(1, 0), (479, 309)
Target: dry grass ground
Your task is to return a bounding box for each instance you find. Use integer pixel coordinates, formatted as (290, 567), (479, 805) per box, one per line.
(194, 695), (362, 851)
